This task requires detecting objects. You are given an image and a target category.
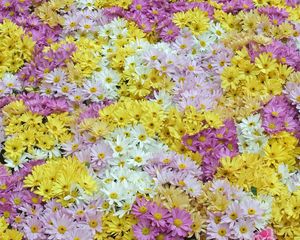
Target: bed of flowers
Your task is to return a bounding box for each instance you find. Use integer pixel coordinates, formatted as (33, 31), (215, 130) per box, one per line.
(0, 0), (300, 239)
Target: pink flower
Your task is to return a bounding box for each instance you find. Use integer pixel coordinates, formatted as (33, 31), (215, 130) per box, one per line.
(148, 203), (171, 228)
(168, 208), (192, 237)
(254, 227), (276, 240)
(207, 222), (230, 240)
(23, 217), (45, 240)
(133, 219), (159, 240)
(44, 212), (76, 240)
(132, 197), (151, 218)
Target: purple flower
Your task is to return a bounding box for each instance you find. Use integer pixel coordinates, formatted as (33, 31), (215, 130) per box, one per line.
(168, 208), (192, 237)
(133, 219), (159, 240)
(148, 203), (171, 228)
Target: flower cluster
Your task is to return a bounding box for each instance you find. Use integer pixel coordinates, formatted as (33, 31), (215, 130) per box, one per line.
(132, 198), (192, 239)
(0, 0), (300, 239)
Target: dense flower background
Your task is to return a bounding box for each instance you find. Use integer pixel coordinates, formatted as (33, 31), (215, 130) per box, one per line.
(0, 0), (300, 239)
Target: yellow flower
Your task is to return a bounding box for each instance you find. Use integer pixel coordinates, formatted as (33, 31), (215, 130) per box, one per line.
(0, 217), (8, 233)
(24, 157), (98, 205)
(221, 66), (241, 90)
(255, 52), (278, 73)
(0, 20), (35, 77)
(2, 229), (23, 240)
(173, 8), (210, 35)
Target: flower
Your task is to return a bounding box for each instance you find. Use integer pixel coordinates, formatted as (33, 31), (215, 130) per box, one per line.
(133, 219), (159, 240)
(168, 208), (192, 237)
(44, 212), (75, 240)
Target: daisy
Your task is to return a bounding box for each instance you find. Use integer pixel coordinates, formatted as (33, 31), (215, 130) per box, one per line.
(183, 175), (202, 197)
(133, 219), (159, 240)
(240, 197), (264, 221)
(128, 148), (152, 166)
(108, 135), (131, 157)
(83, 80), (103, 99)
(85, 211), (102, 234)
(67, 227), (93, 240)
(45, 212), (75, 240)
(222, 202), (243, 227)
(148, 203), (171, 228)
(90, 141), (113, 162)
(132, 197), (151, 218)
(101, 181), (127, 205)
(44, 68), (66, 85)
(78, 18), (95, 32)
(168, 208), (192, 237)
(63, 14), (80, 32)
(95, 68), (120, 89)
(23, 217), (45, 240)
(130, 124), (151, 148)
(207, 222), (230, 240)
(233, 219), (255, 239)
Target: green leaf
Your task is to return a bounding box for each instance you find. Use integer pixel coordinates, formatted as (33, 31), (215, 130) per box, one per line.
(251, 186), (257, 196)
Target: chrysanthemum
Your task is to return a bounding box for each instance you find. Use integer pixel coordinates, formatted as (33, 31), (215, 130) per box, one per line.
(44, 212), (75, 240)
(133, 219), (159, 240)
(168, 208), (192, 237)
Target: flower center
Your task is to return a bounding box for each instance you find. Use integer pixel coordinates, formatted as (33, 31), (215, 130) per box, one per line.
(174, 218), (183, 227)
(139, 206), (148, 213)
(218, 228), (227, 236)
(109, 192), (118, 199)
(142, 227), (150, 235)
(154, 213), (162, 220)
(230, 212), (238, 220)
(248, 208), (256, 215)
(57, 225), (67, 234)
(89, 220), (98, 228)
(240, 226), (248, 233)
(31, 225), (39, 233)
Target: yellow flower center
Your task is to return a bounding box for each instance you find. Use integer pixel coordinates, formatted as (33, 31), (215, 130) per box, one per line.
(57, 225), (67, 234)
(230, 212), (238, 220)
(178, 163), (186, 170)
(198, 136), (206, 142)
(115, 146), (123, 152)
(138, 134), (146, 141)
(3, 211), (10, 218)
(90, 87), (97, 93)
(89, 220), (98, 228)
(142, 227), (150, 235)
(248, 208), (256, 215)
(109, 192), (118, 199)
(186, 138), (193, 146)
(31, 225), (39, 233)
(154, 213), (162, 220)
(240, 226), (248, 233)
(218, 228), (227, 236)
(13, 197), (21, 205)
(174, 218), (183, 227)
(139, 206), (148, 213)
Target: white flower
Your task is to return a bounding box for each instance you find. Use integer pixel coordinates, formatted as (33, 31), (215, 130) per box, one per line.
(152, 91), (173, 110)
(44, 68), (66, 85)
(101, 181), (129, 206)
(130, 124), (151, 148)
(94, 68), (120, 89)
(2, 73), (21, 92)
(75, 0), (95, 10)
(108, 135), (132, 157)
(195, 33), (215, 52)
(109, 166), (134, 183)
(128, 148), (152, 166)
(209, 22), (224, 40)
(278, 164), (290, 181)
(4, 153), (30, 170)
(239, 114), (262, 131)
